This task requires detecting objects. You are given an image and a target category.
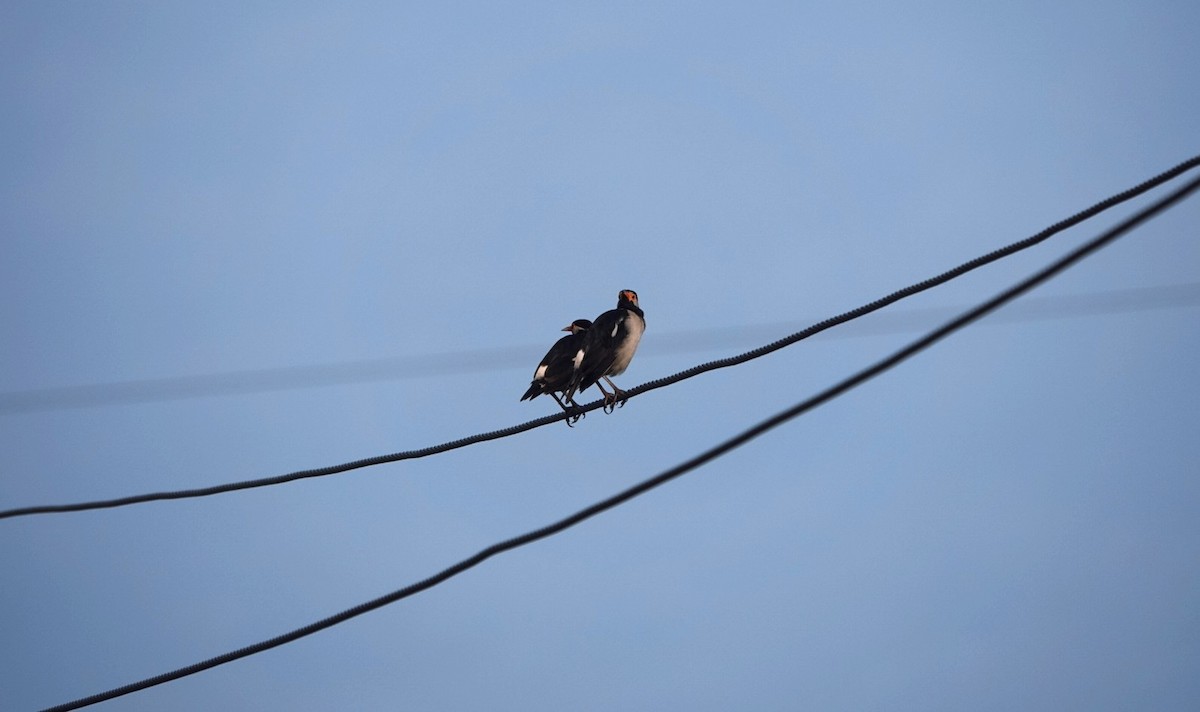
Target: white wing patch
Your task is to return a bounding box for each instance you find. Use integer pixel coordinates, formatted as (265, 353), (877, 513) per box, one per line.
(610, 321), (619, 338)
(573, 348), (585, 370)
(534, 364), (548, 380)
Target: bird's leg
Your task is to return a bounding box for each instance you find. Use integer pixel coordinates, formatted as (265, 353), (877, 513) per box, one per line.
(594, 380), (619, 414)
(563, 394), (586, 423)
(550, 392), (582, 426)
(602, 376), (629, 409)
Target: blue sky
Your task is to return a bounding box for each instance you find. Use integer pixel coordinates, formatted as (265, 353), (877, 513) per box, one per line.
(3, 2), (1198, 710)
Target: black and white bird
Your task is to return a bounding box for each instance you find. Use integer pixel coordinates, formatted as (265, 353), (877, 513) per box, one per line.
(521, 318), (592, 421)
(567, 289), (645, 412)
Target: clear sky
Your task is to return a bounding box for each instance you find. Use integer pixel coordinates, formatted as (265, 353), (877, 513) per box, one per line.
(3, 2), (1198, 710)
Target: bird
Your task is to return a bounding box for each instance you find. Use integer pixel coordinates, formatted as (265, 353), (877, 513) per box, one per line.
(566, 289), (645, 413)
(521, 318), (592, 423)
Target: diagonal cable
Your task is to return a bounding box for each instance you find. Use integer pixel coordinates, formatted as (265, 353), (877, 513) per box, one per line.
(38, 162), (1200, 712)
(4, 154), (1198, 521)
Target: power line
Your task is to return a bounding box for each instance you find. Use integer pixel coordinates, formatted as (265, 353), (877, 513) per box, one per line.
(3, 282), (1199, 414)
(3, 155), (1198, 522)
(654, 281), (1200, 352)
(39, 162), (1200, 712)
(0, 346), (537, 414)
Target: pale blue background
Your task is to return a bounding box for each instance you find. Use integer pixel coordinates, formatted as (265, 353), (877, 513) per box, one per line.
(3, 2), (1199, 710)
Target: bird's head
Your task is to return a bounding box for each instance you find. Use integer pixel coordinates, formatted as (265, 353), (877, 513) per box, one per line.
(618, 289), (639, 307)
(562, 319), (592, 333)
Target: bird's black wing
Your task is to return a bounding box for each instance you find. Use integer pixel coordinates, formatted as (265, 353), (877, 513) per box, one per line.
(521, 332), (582, 400)
(573, 309), (625, 393)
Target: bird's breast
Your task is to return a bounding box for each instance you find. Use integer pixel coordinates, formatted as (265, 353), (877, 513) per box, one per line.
(607, 312), (645, 376)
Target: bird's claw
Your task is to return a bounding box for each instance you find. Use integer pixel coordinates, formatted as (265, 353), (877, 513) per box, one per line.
(602, 389), (627, 414)
(561, 402), (585, 426)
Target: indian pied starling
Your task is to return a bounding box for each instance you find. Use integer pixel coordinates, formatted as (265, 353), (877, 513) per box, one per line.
(521, 318), (592, 422)
(566, 289), (645, 412)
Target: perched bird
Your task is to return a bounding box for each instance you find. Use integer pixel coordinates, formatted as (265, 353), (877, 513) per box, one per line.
(521, 319), (592, 421)
(567, 289), (645, 412)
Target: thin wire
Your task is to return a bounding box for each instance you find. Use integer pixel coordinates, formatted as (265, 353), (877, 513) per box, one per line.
(39, 165), (1200, 712)
(0, 346), (536, 414)
(734, 281), (1200, 343)
(4, 282), (1199, 414)
(3, 155), (1199, 521)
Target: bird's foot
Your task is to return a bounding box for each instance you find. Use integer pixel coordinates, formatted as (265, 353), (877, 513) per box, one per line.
(603, 388), (628, 414)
